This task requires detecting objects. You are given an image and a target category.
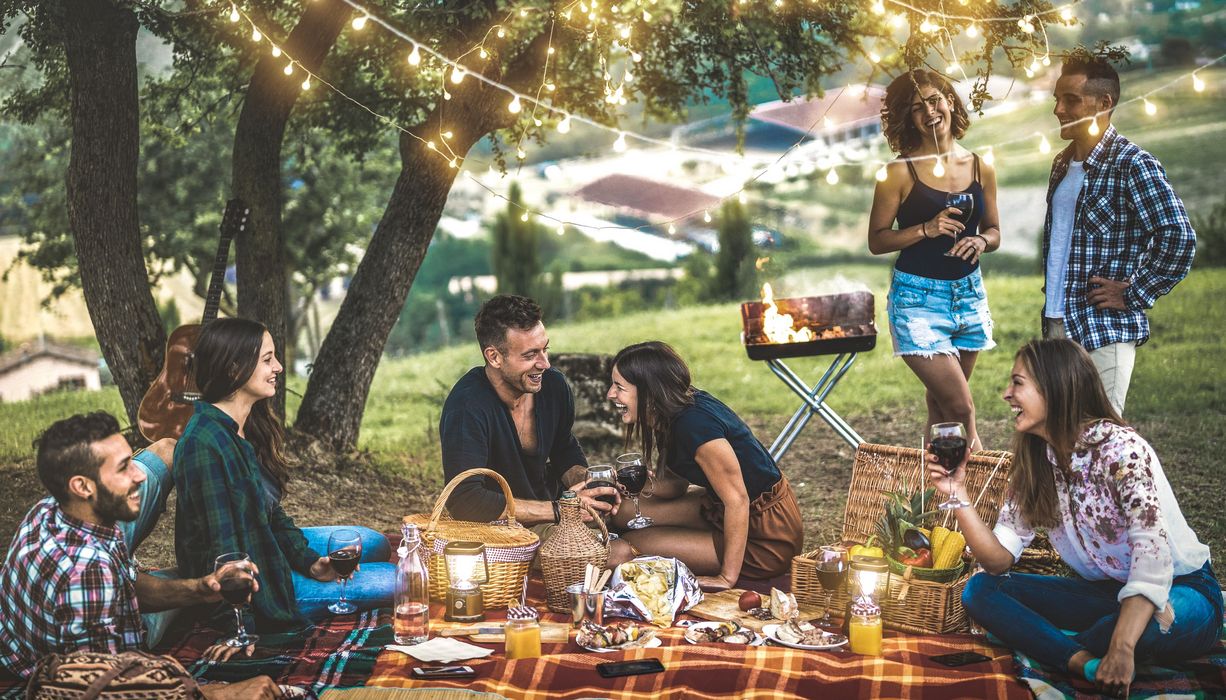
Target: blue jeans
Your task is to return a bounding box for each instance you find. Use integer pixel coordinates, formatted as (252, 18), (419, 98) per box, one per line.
(963, 566), (1223, 671)
(293, 526), (395, 621)
(887, 268), (996, 357)
(120, 450), (179, 649)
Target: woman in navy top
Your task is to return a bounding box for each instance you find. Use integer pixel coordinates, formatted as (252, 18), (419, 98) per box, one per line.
(868, 69), (1003, 450)
(606, 341), (803, 590)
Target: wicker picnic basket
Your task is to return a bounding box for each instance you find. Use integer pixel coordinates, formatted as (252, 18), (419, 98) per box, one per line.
(539, 493), (609, 613)
(792, 443), (1013, 635)
(1013, 533), (1065, 575)
(403, 468), (540, 608)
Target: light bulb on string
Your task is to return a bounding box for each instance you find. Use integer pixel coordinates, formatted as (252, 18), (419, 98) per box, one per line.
(643, 9), (652, 20)
(667, 223), (676, 235)
(1038, 134), (1051, 154)
(983, 147), (995, 166)
(1088, 115), (1100, 136)
(613, 132), (628, 152)
(352, 15), (368, 30)
(508, 95), (522, 114)
(1043, 56), (1051, 67)
(521, 212), (530, 222)
(1059, 6), (1074, 21)
(497, 27), (506, 38)
(301, 77), (311, 90)
(946, 62), (959, 75)
(272, 46), (282, 57)
(451, 67), (466, 84)
(557, 116), (572, 134)
(966, 23), (979, 38)
(229, 5), (239, 22)
(871, 0), (885, 13)
(557, 224), (566, 236)
(738, 191), (748, 205)
(427, 141), (437, 150)
(875, 165), (888, 182)
(826, 168), (839, 185)
(516, 148), (527, 159)
(869, 51), (881, 63)
(442, 131), (453, 140)
(442, 89), (451, 101)
(1144, 98), (1157, 116)
(533, 118), (542, 127)
(408, 44), (421, 65)
(1192, 73), (1205, 92)
(283, 62), (294, 76)
(449, 157), (458, 168)
(703, 210), (712, 223)
(479, 48), (488, 59)
(932, 158), (945, 177)
(251, 28), (262, 42)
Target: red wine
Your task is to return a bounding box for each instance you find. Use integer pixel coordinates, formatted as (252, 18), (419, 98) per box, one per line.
(945, 193), (975, 225)
(931, 436), (968, 470)
(587, 479), (618, 506)
(329, 549), (360, 578)
(816, 563), (847, 591)
(220, 578), (252, 605)
(617, 466), (647, 494)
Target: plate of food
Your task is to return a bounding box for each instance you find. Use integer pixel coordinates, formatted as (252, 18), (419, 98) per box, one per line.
(576, 620), (661, 653)
(683, 621), (765, 646)
(762, 620), (848, 651)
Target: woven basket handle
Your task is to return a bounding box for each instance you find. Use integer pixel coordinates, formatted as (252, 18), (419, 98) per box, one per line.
(429, 468), (521, 530)
(581, 501), (610, 546)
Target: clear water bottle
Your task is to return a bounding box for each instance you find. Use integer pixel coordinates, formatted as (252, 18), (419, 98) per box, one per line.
(394, 523), (430, 645)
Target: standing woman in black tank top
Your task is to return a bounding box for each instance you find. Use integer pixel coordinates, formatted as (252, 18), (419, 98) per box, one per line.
(867, 70), (1003, 450)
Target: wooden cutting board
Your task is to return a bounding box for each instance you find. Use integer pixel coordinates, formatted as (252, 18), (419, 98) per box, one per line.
(687, 590), (823, 633)
(437, 622), (571, 643)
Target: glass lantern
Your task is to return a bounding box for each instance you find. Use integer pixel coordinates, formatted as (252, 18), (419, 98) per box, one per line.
(849, 554), (889, 605)
(443, 541), (490, 622)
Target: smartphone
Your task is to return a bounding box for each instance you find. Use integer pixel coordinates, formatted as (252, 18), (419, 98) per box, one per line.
(411, 665), (476, 679)
(596, 658), (666, 678)
(929, 651), (992, 668)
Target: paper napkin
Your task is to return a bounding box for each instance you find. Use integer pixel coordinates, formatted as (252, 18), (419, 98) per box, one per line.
(385, 637), (496, 664)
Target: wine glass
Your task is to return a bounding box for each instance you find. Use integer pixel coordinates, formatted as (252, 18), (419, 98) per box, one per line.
(585, 465), (618, 509)
(616, 453), (653, 530)
(931, 422), (971, 510)
(214, 552), (259, 648)
(327, 529), (363, 615)
(814, 546), (848, 631)
(943, 192), (975, 257)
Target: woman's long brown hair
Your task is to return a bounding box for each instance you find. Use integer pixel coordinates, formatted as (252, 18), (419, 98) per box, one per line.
(880, 69), (970, 155)
(191, 317), (293, 495)
(611, 341), (695, 473)
(1008, 339), (1123, 527)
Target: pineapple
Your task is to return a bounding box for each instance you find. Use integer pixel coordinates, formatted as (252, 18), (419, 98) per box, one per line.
(874, 485), (938, 560)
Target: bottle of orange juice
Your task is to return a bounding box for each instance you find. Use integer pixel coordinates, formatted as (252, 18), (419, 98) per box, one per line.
(505, 606), (542, 659)
(848, 599), (883, 656)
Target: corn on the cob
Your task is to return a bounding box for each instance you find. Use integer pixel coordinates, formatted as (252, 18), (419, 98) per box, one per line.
(930, 525), (950, 559)
(933, 530), (966, 569)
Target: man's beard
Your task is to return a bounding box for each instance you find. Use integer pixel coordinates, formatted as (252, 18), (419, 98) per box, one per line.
(94, 484), (139, 524)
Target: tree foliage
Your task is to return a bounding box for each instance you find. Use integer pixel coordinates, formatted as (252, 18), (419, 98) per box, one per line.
(709, 198), (756, 301)
(490, 182), (542, 297)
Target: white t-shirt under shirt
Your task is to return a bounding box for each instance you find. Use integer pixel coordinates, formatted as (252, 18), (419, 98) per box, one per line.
(1045, 159), (1086, 319)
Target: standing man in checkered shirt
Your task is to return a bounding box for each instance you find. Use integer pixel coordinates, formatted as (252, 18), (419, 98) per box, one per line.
(0, 412), (278, 697)
(1042, 54), (1196, 414)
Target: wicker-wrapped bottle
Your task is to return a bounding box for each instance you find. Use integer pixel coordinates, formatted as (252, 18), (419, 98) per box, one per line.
(539, 491), (609, 613)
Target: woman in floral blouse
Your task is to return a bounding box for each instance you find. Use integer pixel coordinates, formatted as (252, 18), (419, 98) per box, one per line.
(929, 339), (1220, 697)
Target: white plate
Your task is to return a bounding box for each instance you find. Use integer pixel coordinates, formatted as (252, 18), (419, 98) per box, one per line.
(683, 621), (766, 646)
(761, 623), (848, 651)
(580, 636), (662, 653)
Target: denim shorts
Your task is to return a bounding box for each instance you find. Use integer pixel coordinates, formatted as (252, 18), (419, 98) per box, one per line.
(887, 268), (996, 357)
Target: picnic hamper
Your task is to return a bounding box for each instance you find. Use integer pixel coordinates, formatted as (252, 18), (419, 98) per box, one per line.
(792, 443), (1013, 634)
(403, 468), (540, 608)
(539, 493), (609, 613)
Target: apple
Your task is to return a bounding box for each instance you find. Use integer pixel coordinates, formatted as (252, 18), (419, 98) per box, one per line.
(738, 590), (762, 612)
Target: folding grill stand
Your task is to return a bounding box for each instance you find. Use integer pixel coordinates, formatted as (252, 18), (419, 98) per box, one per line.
(765, 353), (865, 461)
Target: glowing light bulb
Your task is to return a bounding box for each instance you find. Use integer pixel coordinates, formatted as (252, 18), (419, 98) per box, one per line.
(451, 67), (466, 84)
(871, 0), (885, 13)
(557, 224), (566, 236)
(352, 15), (368, 30)
(547, 46), (555, 55)
(946, 63), (959, 75)
(516, 148), (527, 159)
(1088, 115), (1100, 136)
(1039, 135), (1051, 154)
(533, 118), (542, 127)
(920, 17), (936, 33)
(1144, 98), (1157, 116)
(624, 70), (634, 83)
(1059, 6), (1073, 21)
(890, 13), (905, 28)
(283, 63), (294, 76)
(620, 25), (631, 39)
(1193, 74), (1205, 92)
(508, 96), (522, 114)
(521, 212), (530, 222)
(642, 9), (652, 20)
(613, 132), (627, 152)
(497, 27), (506, 38)
(875, 165), (888, 182)
(932, 159), (945, 177)
(738, 191), (748, 205)
(983, 147), (995, 166)
(442, 131), (453, 139)
(631, 51), (643, 63)
(449, 157), (458, 168)
(667, 223), (676, 234)
(966, 23), (979, 38)
(251, 28), (262, 42)
(823, 117), (834, 129)
(825, 168), (839, 185)
(301, 77), (311, 90)
(1043, 56), (1051, 67)
(703, 210), (712, 223)
(427, 141), (437, 150)
(408, 44), (421, 65)
(271, 46), (282, 57)
(557, 116), (572, 134)
(869, 52), (881, 63)
(229, 5), (239, 22)
(443, 89), (451, 100)
(479, 48), (488, 59)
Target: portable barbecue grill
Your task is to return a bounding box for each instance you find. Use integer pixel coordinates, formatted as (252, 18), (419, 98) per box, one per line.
(740, 290), (877, 457)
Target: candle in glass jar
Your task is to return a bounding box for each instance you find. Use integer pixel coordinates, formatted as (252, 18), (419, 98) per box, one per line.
(504, 607), (542, 659)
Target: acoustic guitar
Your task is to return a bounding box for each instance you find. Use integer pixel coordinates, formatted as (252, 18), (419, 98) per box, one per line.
(137, 199), (250, 442)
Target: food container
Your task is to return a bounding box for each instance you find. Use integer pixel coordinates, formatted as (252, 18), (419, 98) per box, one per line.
(504, 606), (542, 660)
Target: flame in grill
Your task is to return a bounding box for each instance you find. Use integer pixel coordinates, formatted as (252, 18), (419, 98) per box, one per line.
(761, 283), (814, 344)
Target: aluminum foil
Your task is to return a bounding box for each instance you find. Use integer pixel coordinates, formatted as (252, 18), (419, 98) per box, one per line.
(604, 556), (704, 627)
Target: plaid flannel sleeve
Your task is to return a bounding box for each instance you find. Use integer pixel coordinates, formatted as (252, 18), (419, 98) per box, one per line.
(1123, 153), (1196, 310)
(54, 561), (126, 655)
(174, 430), (246, 573)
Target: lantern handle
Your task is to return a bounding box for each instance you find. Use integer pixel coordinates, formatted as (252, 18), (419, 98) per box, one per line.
(429, 467), (522, 531)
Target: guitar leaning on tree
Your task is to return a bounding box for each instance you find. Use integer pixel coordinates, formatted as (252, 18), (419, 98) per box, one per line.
(137, 199), (250, 442)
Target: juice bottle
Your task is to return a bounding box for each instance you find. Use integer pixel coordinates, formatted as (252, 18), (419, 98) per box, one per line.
(848, 599), (883, 656)
(504, 606), (542, 659)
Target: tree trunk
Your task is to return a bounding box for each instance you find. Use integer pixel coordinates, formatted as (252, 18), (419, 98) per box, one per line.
(60, 0), (165, 428)
(231, 1), (350, 414)
(292, 130), (463, 449)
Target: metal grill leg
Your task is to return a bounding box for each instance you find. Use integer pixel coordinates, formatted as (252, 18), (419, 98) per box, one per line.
(766, 355), (864, 463)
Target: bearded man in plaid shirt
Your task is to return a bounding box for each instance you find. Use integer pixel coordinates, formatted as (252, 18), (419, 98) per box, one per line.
(1042, 54), (1196, 414)
(0, 412), (278, 698)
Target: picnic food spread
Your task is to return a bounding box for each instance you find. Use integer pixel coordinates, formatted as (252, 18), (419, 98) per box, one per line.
(575, 620), (657, 650)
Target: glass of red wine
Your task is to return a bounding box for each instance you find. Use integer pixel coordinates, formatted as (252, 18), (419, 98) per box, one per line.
(214, 551), (258, 648)
(814, 545), (848, 631)
(943, 192), (975, 257)
(585, 465), (619, 509)
(616, 453), (653, 530)
(931, 422), (971, 510)
(327, 529), (363, 615)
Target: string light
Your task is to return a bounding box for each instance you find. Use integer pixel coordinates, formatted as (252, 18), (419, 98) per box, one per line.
(667, 223), (676, 234)
(520, 212), (530, 222)
(557, 115), (572, 134)
(450, 67), (466, 84)
(966, 23), (979, 38)
(301, 77), (311, 90)
(1193, 73), (1206, 92)
(739, 192), (748, 205)
(613, 132), (627, 153)
(932, 158), (945, 177)
(871, 0), (885, 13)
(508, 95), (522, 113)
(251, 28), (262, 42)
(283, 62), (294, 76)
(229, 5), (239, 22)
(407, 44), (421, 66)
(1144, 98), (1157, 116)
(703, 210), (712, 223)
(875, 165), (889, 181)
(869, 51), (881, 63)
(1060, 6), (1074, 21)
(272, 46), (282, 58)
(1088, 115), (1100, 136)
(352, 14), (368, 30)
(982, 147), (995, 166)
(826, 168), (839, 184)
(557, 224), (566, 236)
(1038, 134), (1051, 154)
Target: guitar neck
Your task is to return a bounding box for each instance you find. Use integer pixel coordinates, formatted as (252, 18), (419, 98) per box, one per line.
(201, 199), (248, 326)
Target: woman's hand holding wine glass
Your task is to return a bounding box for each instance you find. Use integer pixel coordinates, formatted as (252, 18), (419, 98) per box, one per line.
(927, 422), (972, 510)
(326, 529), (363, 615)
